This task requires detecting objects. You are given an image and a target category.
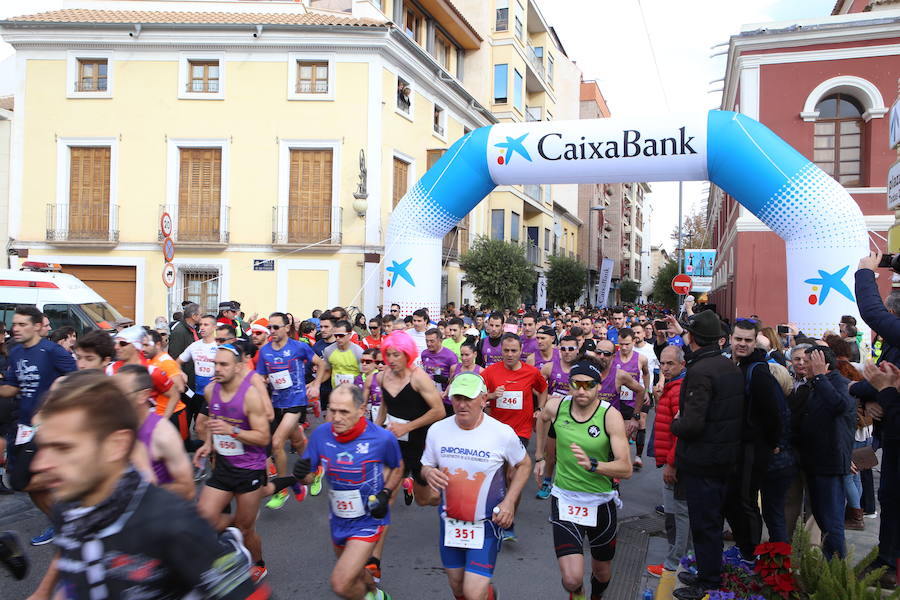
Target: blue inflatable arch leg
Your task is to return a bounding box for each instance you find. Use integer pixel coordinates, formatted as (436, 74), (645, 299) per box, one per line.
(384, 110), (867, 337)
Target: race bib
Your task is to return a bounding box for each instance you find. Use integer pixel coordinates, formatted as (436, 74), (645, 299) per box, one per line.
(196, 361), (214, 378)
(213, 434), (245, 456)
(619, 386), (634, 402)
(334, 373), (354, 386)
(386, 415), (410, 442)
(443, 518), (485, 549)
(497, 391), (523, 411)
(559, 500), (598, 527)
(15, 424), (35, 446)
(330, 489), (365, 519)
(269, 370), (293, 390)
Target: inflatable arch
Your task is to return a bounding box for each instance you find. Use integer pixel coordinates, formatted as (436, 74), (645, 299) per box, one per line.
(384, 110), (867, 335)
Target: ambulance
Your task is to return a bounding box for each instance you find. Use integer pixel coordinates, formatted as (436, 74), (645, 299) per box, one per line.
(0, 262), (127, 334)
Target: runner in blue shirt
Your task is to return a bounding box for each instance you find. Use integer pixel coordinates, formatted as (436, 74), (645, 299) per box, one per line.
(256, 312), (325, 509)
(294, 383), (401, 600)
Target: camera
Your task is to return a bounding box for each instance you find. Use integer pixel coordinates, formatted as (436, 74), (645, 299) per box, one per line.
(878, 253), (900, 273)
(777, 324), (790, 335)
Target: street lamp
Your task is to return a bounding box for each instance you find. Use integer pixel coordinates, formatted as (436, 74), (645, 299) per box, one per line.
(589, 205), (607, 306)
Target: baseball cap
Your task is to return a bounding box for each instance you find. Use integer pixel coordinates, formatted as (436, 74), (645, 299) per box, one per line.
(218, 301), (236, 312)
(448, 372), (487, 399)
(569, 360), (601, 381)
(537, 325), (556, 337)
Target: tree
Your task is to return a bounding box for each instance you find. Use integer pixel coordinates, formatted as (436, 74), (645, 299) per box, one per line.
(619, 278), (641, 304)
(651, 259), (680, 309)
(670, 208), (710, 250)
(459, 236), (537, 309)
(545, 254), (587, 309)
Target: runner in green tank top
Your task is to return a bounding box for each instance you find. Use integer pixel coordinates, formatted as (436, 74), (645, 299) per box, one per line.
(534, 361), (633, 600)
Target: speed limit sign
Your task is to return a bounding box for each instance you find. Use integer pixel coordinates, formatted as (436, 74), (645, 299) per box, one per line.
(162, 262), (176, 288)
(160, 212), (174, 238)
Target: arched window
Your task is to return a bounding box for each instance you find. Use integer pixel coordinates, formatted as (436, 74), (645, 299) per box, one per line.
(813, 93), (864, 186)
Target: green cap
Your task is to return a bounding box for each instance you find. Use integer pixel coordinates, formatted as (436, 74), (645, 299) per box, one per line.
(448, 372), (487, 399)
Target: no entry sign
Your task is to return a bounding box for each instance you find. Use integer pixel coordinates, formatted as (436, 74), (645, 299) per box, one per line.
(672, 274), (693, 295)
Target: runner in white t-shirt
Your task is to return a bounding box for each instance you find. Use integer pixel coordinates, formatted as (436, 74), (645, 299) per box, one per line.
(421, 372), (531, 600)
(176, 314), (219, 400)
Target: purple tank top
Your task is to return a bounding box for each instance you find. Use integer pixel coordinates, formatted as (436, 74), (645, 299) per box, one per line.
(451, 363), (482, 380)
(598, 367), (621, 410)
(356, 373), (383, 409)
(209, 373), (267, 471)
(547, 354), (570, 397)
(481, 337), (503, 366)
(521, 336), (539, 362)
(610, 351), (640, 409)
(137, 412), (173, 485)
(533, 348), (558, 372)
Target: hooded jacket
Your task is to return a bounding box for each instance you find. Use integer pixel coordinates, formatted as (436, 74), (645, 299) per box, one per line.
(654, 371), (684, 468)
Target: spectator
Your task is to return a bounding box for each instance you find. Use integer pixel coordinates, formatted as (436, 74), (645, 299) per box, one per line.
(50, 326), (76, 354)
(796, 345), (855, 559)
(670, 311), (744, 600)
(757, 326), (787, 366)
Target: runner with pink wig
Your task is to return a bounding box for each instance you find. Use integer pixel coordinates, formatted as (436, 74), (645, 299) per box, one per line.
(367, 330), (445, 582)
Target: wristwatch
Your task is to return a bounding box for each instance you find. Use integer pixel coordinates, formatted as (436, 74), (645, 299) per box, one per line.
(231, 426), (241, 437)
(588, 457), (598, 472)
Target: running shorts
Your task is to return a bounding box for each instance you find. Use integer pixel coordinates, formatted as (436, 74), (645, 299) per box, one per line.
(549, 496), (617, 561)
(438, 517), (503, 578)
(398, 439), (427, 486)
(271, 406), (307, 434)
(331, 518), (385, 549)
(205, 458), (266, 495)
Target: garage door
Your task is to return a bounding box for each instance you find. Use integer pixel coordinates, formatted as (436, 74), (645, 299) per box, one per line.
(60, 264), (137, 320)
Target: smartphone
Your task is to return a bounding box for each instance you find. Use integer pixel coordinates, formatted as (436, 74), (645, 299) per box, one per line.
(654, 320), (668, 331)
(878, 253), (896, 268)
(777, 324), (790, 335)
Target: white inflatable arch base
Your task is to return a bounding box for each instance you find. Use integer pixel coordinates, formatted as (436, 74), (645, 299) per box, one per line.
(383, 110), (867, 336)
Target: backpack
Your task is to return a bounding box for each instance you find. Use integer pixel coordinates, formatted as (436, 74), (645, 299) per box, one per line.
(746, 362), (794, 473)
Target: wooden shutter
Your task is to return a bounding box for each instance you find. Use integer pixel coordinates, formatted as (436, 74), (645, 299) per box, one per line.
(178, 148), (221, 241)
(69, 147), (110, 239)
(393, 157), (409, 208)
(288, 149), (332, 243)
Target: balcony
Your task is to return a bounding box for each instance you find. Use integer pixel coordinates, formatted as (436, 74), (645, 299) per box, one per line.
(46, 203), (119, 246)
(623, 248), (632, 259)
(623, 224), (632, 233)
(525, 106), (542, 122)
(159, 204), (230, 247)
(524, 42), (549, 94)
(272, 204), (341, 249)
(525, 243), (541, 265)
(524, 183), (543, 204)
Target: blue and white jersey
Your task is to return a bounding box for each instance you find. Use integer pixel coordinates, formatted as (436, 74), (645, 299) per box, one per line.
(255, 339), (315, 408)
(304, 421), (402, 524)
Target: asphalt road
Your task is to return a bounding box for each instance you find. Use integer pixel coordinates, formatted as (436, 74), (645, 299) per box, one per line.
(1, 426), (664, 600)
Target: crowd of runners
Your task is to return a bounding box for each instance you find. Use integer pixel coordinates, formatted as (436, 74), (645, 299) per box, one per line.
(0, 283), (897, 599)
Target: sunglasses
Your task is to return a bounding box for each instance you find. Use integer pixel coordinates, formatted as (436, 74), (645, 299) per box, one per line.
(370, 325), (380, 329)
(596, 350), (614, 357)
(569, 379), (599, 390)
(736, 317), (759, 325)
(391, 309), (400, 313)
(115, 340), (132, 347)
(215, 337), (230, 344)
(361, 359), (375, 364)
(560, 346), (578, 352)
(334, 333), (347, 338)
(269, 324), (283, 330)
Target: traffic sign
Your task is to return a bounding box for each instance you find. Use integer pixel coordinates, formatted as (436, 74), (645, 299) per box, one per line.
(889, 159), (900, 210)
(162, 262), (176, 288)
(160, 212), (173, 238)
(672, 273), (693, 295)
(162, 237), (175, 263)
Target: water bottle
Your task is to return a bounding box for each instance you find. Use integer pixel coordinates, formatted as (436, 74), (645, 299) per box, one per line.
(642, 589), (654, 600)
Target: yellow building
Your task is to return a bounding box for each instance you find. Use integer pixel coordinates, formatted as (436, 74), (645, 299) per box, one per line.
(1, 0), (582, 321)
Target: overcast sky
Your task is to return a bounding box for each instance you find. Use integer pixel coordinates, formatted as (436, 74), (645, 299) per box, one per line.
(0, 0), (836, 250)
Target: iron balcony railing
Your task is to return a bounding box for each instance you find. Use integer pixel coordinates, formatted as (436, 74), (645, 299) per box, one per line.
(159, 204), (230, 244)
(272, 204), (342, 246)
(46, 203), (119, 243)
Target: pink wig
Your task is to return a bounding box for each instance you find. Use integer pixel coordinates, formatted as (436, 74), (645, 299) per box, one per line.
(381, 330), (419, 368)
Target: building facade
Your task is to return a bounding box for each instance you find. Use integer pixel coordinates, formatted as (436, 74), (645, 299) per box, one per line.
(1, 0), (585, 321)
(707, 0), (899, 325)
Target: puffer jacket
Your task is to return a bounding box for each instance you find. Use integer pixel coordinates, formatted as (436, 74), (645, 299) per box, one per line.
(654, 371), (684, 468)
(671, 345), (745, 478)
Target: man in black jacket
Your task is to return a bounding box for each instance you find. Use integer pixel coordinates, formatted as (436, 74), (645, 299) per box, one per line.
(168, 302), (201, 430)
(797, 345), (855, 559)
(727, 319), (783, 560)
(671, 311), (745, 600)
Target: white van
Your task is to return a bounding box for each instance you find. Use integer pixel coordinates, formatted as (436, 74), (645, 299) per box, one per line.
(0, 262), (127, 335)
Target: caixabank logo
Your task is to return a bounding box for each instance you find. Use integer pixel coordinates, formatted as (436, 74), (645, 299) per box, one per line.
(494, 133), (532, 165)
(533, 126), (698, 161)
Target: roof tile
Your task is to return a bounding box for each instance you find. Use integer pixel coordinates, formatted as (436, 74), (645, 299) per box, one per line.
(4, 9), (385, 27)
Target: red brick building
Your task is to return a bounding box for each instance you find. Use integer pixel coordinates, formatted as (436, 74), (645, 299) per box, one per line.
(708, 0), (898, 326)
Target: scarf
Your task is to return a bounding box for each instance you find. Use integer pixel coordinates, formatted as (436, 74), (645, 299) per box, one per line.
(333, 417), (368, 443)
(59, 469), (144, 542)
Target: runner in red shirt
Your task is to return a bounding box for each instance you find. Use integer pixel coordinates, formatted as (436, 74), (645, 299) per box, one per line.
(482, 333), (548, 448)
(362, 317), (384, 350)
